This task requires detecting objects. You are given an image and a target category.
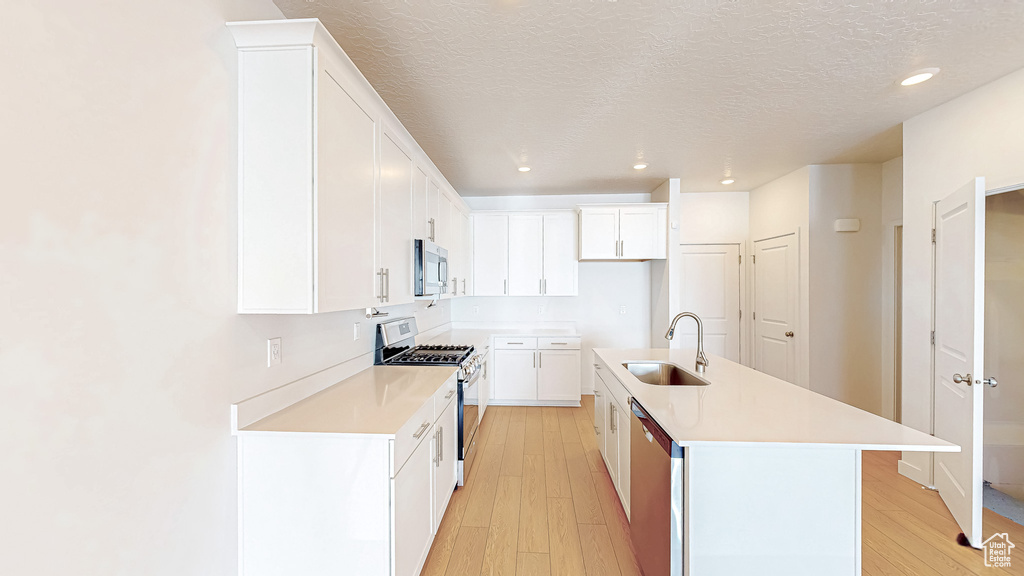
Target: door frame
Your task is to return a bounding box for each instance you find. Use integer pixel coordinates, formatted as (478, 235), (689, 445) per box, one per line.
(881, 220), (903, 422)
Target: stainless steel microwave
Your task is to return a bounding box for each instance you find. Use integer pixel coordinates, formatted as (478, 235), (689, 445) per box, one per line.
(414, 239), (448, 296)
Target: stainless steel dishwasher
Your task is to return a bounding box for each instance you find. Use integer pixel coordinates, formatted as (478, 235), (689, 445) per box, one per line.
(630, 399), (684, 576)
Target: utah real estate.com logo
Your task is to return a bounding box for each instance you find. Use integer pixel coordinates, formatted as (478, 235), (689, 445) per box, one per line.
(983, 533), (1015, 568)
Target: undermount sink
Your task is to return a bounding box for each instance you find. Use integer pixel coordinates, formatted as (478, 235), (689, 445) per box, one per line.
(622, 361), (710, 386)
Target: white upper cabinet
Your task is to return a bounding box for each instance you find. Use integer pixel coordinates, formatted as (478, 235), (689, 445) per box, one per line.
(378, 129), (414, 306)
(448, 201), (464, 297)
(472, 213), (509, 296)
(508, 214), (544, 296)
(542, 213), (578, 296)
(461, 211), (473, 296)
(472, 210), (578, 297)
(412, 167), (429, 241)
(229, 19), (466, 314)
(436, 191), (453, 251)
(579, 207), (619, 261)
(579, 203), (668, 261)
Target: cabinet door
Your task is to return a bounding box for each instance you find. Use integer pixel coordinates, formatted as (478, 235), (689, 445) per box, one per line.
(579, 207), (619, 260)
(433, 399), (458, 529)
(412, 167), (429, 240)
(615, 399), (631, 517)
(619, 205), (666, 260)
(494, 349), (538, 401)
(462, 212), (473, 296)
(537, 350), (580, 402)
(542, 213), (578, 296)
(472, 214), (509, 296)
(448, 203), (463, 297)
(436, 191), (452, 250)
(607, 400), (620, 490)
(508, 214), (544, 296)
(394, 428), (434, 576)
(379, 131), (414, 305)
(426, 180), (440, 243)
(316, 65), (377, 313)
(594, 370), (607, 461)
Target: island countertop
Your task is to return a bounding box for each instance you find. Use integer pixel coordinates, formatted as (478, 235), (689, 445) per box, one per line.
(594, 348), (959, 452)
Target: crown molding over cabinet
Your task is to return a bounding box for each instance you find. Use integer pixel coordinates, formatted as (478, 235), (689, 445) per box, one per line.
(228, 19), (471, 314)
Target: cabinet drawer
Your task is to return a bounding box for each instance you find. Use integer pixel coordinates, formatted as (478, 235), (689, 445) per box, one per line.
(393, 399), (434, 476)
(494, 337), (537, 350)
(538, 337), (581, 350)
(433, 372), (459, 420)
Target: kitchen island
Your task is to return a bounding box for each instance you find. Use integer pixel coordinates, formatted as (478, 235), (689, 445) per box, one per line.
(593, 348), (957, 576)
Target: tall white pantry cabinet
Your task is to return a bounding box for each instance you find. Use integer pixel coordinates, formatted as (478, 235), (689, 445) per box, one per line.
(229, 19), (471, 314)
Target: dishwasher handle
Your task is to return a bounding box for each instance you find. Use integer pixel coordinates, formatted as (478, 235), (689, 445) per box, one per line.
(630, 400), (683, 458)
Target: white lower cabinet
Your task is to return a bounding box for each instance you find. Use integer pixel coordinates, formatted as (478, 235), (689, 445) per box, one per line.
(432, 398), (458, 529)
(492, 337), (581, 406)
(394, 428), (434, 576)
(594, 364), (630, 518)
(494, 349), (538, 402)
(237, 372), (459, 576)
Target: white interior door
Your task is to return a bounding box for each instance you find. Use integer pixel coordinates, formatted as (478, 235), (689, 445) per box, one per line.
(933, 177), (986, 547)
(753, 234), (799, 385)
(508, 214), (544, 296)
(677, 244), (741, 362)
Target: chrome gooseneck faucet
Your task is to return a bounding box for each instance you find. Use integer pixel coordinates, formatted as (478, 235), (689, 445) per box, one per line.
(665, 312), (709, 373)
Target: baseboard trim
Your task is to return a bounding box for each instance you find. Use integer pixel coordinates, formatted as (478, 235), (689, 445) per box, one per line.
(488, 399), (581, 407)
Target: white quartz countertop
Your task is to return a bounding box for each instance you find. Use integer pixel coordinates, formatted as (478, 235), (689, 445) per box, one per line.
(595, 348), (959, 452)
(240, 366), (457, 435)
(423, 328), (580, 351)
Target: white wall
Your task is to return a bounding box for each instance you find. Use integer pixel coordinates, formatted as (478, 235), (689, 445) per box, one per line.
(679, 192), (751, 245)
(808, 164), (883, 414)
(880, 157), (904, 421)
(454, 194), (653, 393)
(749, 167), (811, 388)
(0, 3), (450, 574)
(983, 191), (1024, 496)
(902, 65), (1024, 485)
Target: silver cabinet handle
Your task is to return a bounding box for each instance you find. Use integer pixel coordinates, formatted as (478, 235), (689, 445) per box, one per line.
(507, 342), (524, 345)
(594, 390), (601, 397)
(953, 373), (972, 386)
(429, 218), (435, 241)
(609, 404), (616, 432)
(451, 276), (457, 296)
(533, 352), (536, 368)
(483, 360), (488, 379)
(620, 239), (624, 257)
(376, 268), (384, 302)
(544, 279), (547, 294)
(413, 421), (430, 439)
(539, 279), (543, 295)
(504, 279), (508, 295)
(445, 389), (455, 399)
(432, 429), (439, 465)
(539, 352), (543, 368)
(383, 268), (390, 302)
(551, 342), (568, 345)
(438, 426), (443, 463)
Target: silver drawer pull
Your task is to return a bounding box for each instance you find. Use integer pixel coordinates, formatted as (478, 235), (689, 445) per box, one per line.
(551, 342), (568, 345)
(507, 342), (524, 345)
(445, 389), (456, 399)
(412, 421), (430, 439)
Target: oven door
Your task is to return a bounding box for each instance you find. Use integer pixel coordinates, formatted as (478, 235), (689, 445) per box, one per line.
(458, 368), (481, 485)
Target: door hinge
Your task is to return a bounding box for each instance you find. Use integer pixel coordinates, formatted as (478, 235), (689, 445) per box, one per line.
(931, 331), (935, 345)
(739, 309), (742, 319)
(752, 255), (756, 264)
(739, 255), (742, 264)
(931, 228), (936, 244)
(753, 311), (756, 320)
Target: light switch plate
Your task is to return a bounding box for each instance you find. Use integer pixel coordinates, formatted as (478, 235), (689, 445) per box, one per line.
(353, 322), (361, 341)
(619, 305), (627, 315)
(267, 337), (282, 367)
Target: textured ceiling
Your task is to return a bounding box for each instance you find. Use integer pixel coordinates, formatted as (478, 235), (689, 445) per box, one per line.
(274, 0), (1024, 195)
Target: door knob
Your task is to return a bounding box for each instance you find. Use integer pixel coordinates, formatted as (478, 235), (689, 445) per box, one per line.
(983, 377), (998, 388)
(785, 331), (794, 338)
(953, 373), (972, 385)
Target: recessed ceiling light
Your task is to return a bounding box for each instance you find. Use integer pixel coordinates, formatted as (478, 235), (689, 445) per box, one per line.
(721, 178), (735, 185)
(633, 163), (648, 170)
(518, 166), (531, 172)
(900, 68), (940, 86)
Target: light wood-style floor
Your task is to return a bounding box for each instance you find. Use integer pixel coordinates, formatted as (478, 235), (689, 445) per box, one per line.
(423, 397), (1024, 576)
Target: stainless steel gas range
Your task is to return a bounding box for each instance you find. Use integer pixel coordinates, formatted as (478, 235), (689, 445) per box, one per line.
(375, 317), (481, 486)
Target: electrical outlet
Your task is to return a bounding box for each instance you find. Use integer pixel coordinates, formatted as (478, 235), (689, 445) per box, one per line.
(473, 306), (479, 315)
(267, 337), (282, 367)
(619, 305), (627, 315)
(353, 322), (361, 341)
(537, 305), (544, 314)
